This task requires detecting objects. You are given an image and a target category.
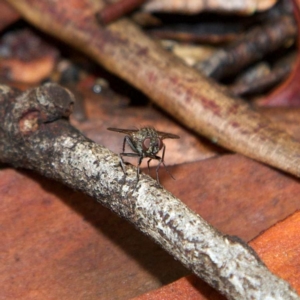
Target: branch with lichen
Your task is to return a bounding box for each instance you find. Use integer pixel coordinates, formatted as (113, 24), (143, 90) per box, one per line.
(0, 82), (298, 300)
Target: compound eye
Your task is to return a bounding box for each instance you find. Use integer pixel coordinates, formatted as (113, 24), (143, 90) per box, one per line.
(157, 138), (163, 150)
(142, 138), (151, 151)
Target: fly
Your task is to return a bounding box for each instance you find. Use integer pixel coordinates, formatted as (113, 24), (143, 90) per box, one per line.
(107, 127), (180, 184)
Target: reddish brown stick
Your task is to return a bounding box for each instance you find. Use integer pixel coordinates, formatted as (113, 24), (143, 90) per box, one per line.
(6, 1), (300, 185)
(96, 0), (147, 25)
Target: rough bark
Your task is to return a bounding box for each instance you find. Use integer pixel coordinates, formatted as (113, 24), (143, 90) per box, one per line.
(0, 83), (298, 300)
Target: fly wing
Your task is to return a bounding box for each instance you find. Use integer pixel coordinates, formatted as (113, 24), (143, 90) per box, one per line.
(107, 128), (139, 135)
(156, 131), (180, 140)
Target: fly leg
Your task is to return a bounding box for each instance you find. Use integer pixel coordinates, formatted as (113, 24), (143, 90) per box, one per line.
(119, 152), (141, 180)
(119, 136), (144, 183)
(155, 144), (176, 184)
(136, 155), (144, 182)
(119, 136), (140, 176)
(147, 158), (152, 174)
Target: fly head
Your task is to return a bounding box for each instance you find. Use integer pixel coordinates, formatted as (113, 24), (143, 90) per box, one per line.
(131, 127), (163, 157)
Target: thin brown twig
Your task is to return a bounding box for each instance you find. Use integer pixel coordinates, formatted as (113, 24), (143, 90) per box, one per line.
(229, 54), (295, 97)
(195, 14), (297, 80)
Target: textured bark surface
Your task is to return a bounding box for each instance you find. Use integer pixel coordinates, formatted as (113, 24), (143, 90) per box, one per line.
(134, 211), (300, 300)
(0, 83), (299, 299)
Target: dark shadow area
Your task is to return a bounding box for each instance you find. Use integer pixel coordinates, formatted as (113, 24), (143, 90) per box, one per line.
(186, 275), (226, 300)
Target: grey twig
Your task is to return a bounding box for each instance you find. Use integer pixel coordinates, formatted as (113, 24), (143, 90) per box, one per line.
(0, 83), (298, 300)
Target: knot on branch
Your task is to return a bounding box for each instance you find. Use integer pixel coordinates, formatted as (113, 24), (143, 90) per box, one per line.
(16, 83), (75, 135)
(35, 83), (75, 120)
(0, 82), (80, 168)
